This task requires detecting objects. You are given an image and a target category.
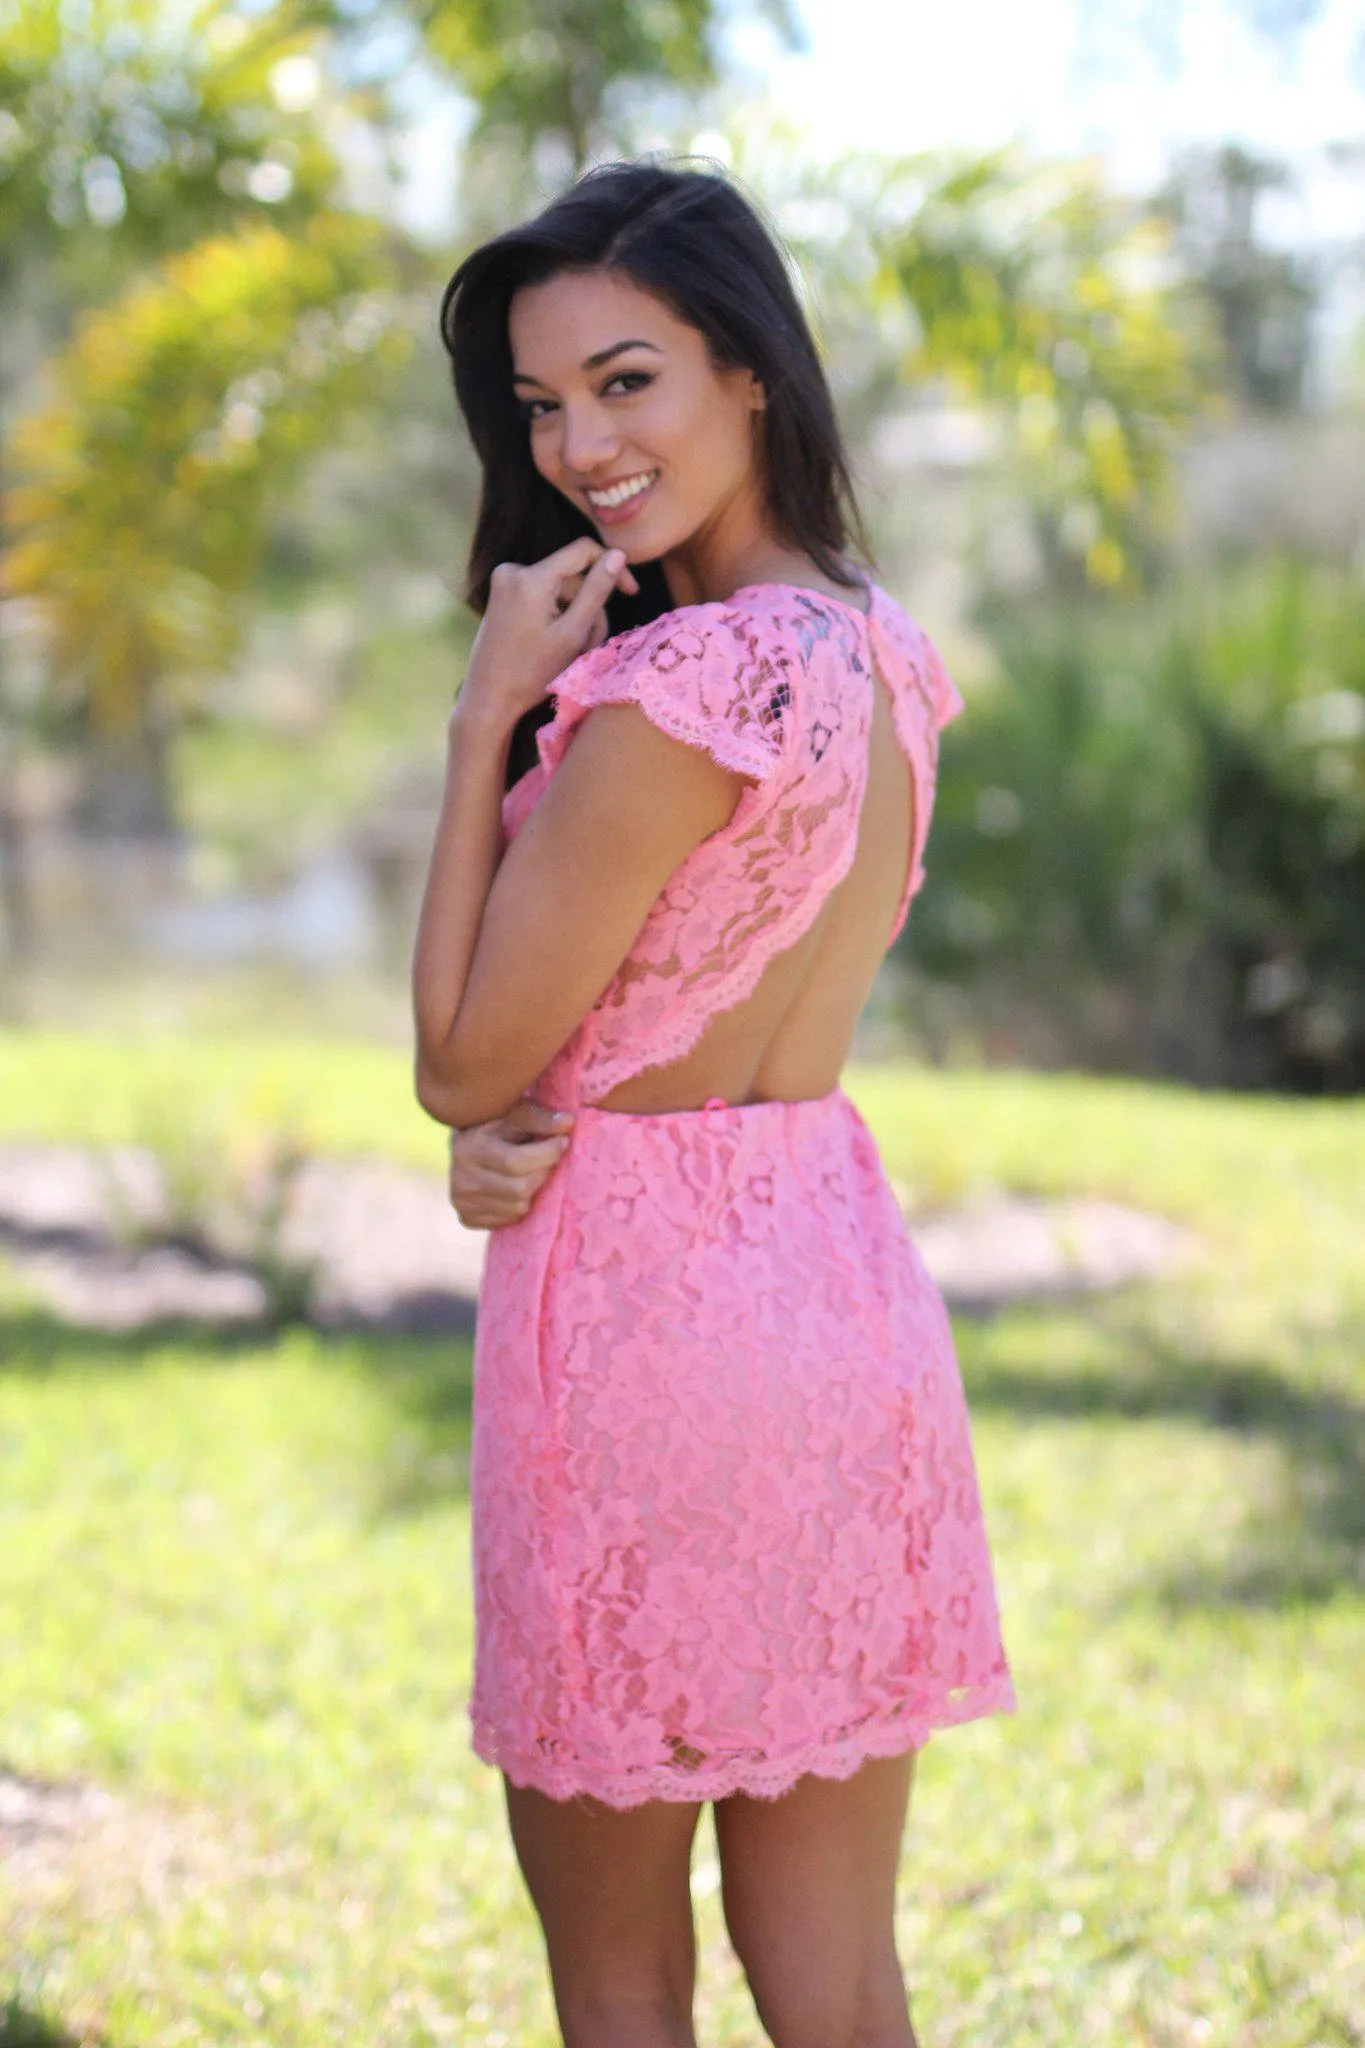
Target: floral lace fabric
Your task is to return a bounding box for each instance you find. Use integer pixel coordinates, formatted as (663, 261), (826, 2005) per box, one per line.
(472, 583), (1014, 1807)
(500, 582), (964, 1109)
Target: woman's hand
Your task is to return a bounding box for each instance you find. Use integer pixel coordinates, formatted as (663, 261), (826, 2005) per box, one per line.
(458, 538), (640, 731)
(447, 1096), (574, 1230)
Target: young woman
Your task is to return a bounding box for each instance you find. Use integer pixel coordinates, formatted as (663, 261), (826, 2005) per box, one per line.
(413, 160), (1014, 2048)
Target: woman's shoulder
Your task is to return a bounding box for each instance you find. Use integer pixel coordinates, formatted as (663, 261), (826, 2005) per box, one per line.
(561, 579), (872, 693)
(549, 590), (801, 782)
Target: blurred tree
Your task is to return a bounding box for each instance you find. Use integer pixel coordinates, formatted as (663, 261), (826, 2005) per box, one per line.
(0, 0), (1205, 968)
(1155, 144), (1319, 413)
(410, 0), (798, 173)
(0, 0), (338, 281)
(914, 562), (1365, 1090)
(2, 216), (407, 833)
(0, 0), (356, 942)
(876, 152), (1207, 586)
(754, 139), (1208, 589)
(0, 0), (801, 920)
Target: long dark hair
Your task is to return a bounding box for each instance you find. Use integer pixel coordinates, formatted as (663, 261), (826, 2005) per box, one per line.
(439, 158), (869, 787)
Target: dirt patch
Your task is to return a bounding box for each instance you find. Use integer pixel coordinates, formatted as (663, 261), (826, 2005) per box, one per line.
(908, 1191), (1195, 1313)
(0, 1142), (1195, 1335)
(0, 1762), (238, 1920)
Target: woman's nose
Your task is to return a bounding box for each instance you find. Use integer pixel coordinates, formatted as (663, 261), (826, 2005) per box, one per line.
(559, 403), (621, 477)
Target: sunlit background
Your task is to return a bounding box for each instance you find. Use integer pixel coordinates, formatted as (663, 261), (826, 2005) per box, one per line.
(2, 0), (1363, 1081)
(1, 5), (1362, 2045)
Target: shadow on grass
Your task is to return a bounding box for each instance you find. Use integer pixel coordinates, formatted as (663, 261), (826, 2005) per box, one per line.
(0, 1301), (477, 1519)
(0, 1303), (276, 1374)
(0, 1302), (472, 1376)
(962, 1310), (1365, 1609)
(0, 2000), (100, 2048)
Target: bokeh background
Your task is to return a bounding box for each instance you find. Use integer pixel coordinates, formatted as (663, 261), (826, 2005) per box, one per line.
(1, 4), (1362, 2045)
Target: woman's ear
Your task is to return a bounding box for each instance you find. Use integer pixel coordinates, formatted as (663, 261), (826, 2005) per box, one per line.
(749, 373), (767, 413)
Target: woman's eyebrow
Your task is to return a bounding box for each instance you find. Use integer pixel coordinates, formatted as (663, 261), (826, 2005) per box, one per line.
(512, 339), (663, 387)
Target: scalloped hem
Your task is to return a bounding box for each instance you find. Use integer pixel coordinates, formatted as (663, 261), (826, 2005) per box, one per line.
(470, 1676), (1017, 1811)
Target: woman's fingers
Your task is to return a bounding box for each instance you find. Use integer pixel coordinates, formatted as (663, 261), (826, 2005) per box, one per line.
(486, 1135), (565, 1180)
(500, 1098), (574, 1144)
(450, 1159), (559, 1228)
(539, 535), (610, 583)
(465, 545), (637, 721)
(540, 541), (638, 618)
(447, 1110), (570, 1230)
(559, 548), (628, 640)
(539, 535), (637, 593)
(448, 1160), (532, 1227)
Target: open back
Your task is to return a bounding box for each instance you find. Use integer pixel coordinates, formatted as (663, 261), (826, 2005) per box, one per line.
(500, 579), (963, 1114)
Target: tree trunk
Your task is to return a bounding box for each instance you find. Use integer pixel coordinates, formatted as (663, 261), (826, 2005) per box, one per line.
(75, 724), (177, 840)
(0, 732), (34, 963)
(0, 309), (37, 962)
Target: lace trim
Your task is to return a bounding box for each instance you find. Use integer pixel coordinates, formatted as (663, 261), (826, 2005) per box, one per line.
(867, 591), (964, 941)
(472, 1672), (1017, 1810)
(573, 802), (863, 1103)
(545, 603), (792, 786)
(506, 583), (962, 1101)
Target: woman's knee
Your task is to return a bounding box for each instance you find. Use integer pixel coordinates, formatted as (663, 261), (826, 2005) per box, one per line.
(731, 1939), (914, 2048)
(557, 1981), (696, 2048)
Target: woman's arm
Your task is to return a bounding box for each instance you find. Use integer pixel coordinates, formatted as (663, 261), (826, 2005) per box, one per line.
(412, 541), (742, 1129)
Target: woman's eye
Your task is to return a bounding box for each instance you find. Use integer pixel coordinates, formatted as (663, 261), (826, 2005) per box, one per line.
(604, 371), (654, 397)
(519, 397), (556, 422)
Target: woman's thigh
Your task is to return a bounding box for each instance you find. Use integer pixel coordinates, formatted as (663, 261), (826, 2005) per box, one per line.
(503, 1779), (704, 2048)
(713, 1751), (918, 2048)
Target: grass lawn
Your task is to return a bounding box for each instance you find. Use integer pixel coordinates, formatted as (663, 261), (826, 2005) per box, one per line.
(1, 1032), (1362, 2047)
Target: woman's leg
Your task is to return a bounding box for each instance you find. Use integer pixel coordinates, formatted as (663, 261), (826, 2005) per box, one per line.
(504, 1778), (704, 2048)
(714, 1750), (919, 2048)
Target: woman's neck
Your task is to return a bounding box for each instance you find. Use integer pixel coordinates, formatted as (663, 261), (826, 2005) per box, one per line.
(664, 548), (866, 614)
(664, 540), (861, 609)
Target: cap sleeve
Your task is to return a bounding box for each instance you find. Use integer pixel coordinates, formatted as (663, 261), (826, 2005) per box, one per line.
(544, 604), (792, 783)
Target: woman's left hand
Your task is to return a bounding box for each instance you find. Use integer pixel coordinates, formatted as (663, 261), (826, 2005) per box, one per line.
(457, 538), (640, 731)
(447, 1098), (572, 1228)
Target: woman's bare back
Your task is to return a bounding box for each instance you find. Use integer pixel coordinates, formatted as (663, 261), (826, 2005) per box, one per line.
(597, 648), (913, 1114)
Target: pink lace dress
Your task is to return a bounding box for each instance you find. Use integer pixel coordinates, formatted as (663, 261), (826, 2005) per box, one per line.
(470, 581), (1015, 1808)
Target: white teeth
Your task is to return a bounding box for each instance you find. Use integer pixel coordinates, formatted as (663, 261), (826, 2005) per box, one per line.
(587, 471), (656, 509)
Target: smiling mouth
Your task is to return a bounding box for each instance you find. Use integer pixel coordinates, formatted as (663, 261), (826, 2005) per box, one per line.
(585, 469), (659, 512)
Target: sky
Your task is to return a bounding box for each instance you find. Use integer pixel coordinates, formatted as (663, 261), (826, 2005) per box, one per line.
(392, 0), (1365, 260)
(751, 0), (1365, 188)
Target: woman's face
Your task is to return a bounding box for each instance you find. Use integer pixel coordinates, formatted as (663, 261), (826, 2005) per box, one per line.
(507, 268), (766, 563)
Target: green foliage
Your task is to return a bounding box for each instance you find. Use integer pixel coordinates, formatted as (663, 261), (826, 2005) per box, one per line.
(735, 133), (1209, 587)
(2, 215), (407, 738)
(0, 0), (340, 272)
(415, 0), (796, 169)
(0, 1025), (441, 1164)
(913, 561), (1365, 1089)
(872, 151), (1209, 585)
(420, 0), (711, 166)
(1154, 144), (1319, 415)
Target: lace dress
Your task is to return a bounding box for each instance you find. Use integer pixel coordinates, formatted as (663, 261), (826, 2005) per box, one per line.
(470, 581), (1015, 1808)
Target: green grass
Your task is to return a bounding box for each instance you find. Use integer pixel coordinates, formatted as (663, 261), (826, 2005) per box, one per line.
(1, 1033), (1362, 2046)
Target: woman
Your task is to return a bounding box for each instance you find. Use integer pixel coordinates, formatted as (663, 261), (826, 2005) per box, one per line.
(413, 160), (1014, 2048)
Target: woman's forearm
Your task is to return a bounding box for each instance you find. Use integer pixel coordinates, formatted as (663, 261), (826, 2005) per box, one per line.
(410, 542), (634, 1126)
(411, 694), (519, 1122)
